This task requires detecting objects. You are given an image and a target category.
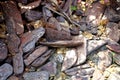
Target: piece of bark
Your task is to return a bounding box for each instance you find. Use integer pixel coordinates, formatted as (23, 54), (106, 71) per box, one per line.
(23, 71), (49, 80)
(104, 7), (120, 23)
(18, 0), (41, 13)
(48, 17), (62, 31)
(24, 46), (48, 66)
(2, 17), (21, 54)
(61, 48), (77, 71)
(106, 22), (120, 42)
(0, 40), (8, 61)
(0, 63), (13, 80)
(39, 40), (83, 48)
(62, 0), (71, 13)
(106, 44), (120, 53)
(45, 28), (72, 41)
(85, 2), (106, 27)
(70, 27), (79, 35)
(20, 27), (45, 53)
(38, 61), (57, 76)
(65, 64), (91, 75)
(1, 1), (24, 34)
(25, 10), (42, 22)
(13, 52), (24, 75)
(7, 34), (20, 54)
(15, 0), (27, 4)
(7, 75), (19, 80)
(31, 49), (53, 67)
(42, 6), (53, 21)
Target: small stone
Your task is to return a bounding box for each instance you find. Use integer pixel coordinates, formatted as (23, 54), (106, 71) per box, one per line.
(0, 63), (13, 80)
(0, 40), (8, 61)
(90, 27), (98, 35)
(25, 10), (42, 21)
(24, 46), (48, 66)
(38, 61), (57, 76)
(61, 48), (77, 71)
(23, 71), (49, 80)
(87, 40), (107, 55)
(107, 72), (120, 80)
(112, 53), (120, 65)
(97, 50), (112, 70)
(92, 69), (103, 80)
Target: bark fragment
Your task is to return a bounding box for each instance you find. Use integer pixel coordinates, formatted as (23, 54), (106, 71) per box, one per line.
(1, 1), (24, 34)
(24, 46), (48, 66)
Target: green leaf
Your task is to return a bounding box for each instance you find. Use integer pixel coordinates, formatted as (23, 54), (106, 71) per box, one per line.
(71, 6), (77, 11)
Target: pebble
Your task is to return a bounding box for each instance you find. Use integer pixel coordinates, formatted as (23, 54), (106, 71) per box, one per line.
(23, 71), (49, 80)
(92, 69), (103, 80)
(0, 63), (13, 80)
(107, 72), (120, 80)
(97, 50), (112, 70)
(87, 40), (107, 55)
(61, 48), (77, 71)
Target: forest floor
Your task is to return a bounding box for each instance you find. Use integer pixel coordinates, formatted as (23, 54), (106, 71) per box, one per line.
(0, 0), (120, 80)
